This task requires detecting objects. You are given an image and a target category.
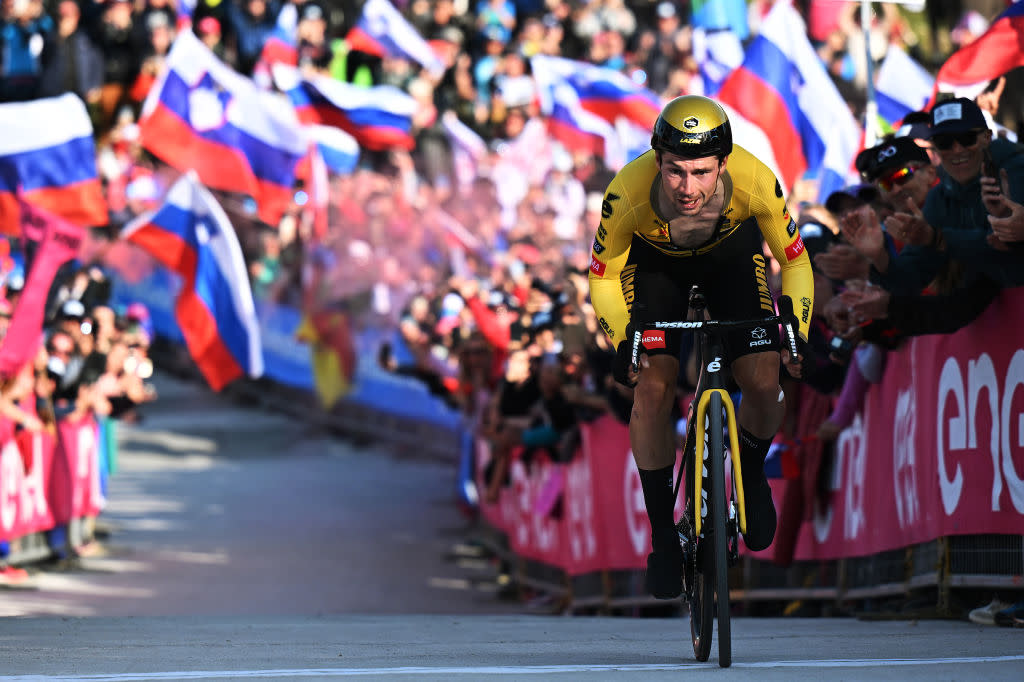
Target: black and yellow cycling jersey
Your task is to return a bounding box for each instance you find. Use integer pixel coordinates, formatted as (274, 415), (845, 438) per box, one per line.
(588, 145), (814, 347)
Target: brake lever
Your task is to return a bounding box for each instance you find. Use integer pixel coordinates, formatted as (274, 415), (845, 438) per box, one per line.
(776, 296), (800, 359)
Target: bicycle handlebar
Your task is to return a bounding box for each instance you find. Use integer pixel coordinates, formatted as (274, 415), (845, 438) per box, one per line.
(630, 295), (801, 373)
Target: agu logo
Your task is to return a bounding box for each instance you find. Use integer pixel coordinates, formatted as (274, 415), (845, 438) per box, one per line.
(590, 255), (606, 276)
(641, 330), (666, 349)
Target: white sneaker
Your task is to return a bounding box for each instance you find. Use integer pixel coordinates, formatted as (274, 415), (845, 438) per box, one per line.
(969, 599), (1012, 625)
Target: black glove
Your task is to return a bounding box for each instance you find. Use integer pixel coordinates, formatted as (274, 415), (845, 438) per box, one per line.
(612, 324), (639, 388)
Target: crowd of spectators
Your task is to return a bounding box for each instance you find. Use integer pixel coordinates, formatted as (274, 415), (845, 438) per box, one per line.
(3, 0), (1022, 619)
(0, 258), (159, 582)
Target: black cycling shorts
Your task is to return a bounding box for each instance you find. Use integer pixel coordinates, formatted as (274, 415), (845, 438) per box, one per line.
(622, 217), (781, 363)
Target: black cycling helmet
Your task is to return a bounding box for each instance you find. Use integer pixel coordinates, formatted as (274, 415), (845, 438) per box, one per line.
(651, 95), (733, 160)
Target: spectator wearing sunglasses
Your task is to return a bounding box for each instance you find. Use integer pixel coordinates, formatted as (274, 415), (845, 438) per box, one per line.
(844, 137), (937, 295)
(862, 98), (1024, 295)
(833, 122), (1009, 345)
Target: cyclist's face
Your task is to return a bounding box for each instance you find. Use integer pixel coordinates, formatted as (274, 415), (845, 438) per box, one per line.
(658, 152), (725, 217)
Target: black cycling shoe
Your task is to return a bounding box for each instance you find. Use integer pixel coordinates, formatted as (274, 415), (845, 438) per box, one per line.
(645, 541), (684, 599)
(740, 461), (777, 552)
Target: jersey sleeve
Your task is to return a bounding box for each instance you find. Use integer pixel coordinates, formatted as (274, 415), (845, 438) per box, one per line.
(587, 174), (637, 349)
(749, 166), (815, 340)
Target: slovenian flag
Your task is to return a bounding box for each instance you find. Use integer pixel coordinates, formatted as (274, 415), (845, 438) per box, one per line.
(121, 173), (263, 391)
(138, 30), (308, 226)
(935, 3), (1024, 99)
(536, 77), (625, 170)
(345, 0), (445, 78)
(875, 45), (934, 126)
(277, 66), (416, 151)
(530, 55), (661, 129)
(0, 94), (107, 232)
(716, 1), (860, 201)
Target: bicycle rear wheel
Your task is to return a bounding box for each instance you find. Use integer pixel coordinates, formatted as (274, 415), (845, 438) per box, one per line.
(708, 391), (732, 668)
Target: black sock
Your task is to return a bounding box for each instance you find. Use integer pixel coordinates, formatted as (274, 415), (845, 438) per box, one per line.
(739, 428), (773, 476)
(639, 465), (677, 550)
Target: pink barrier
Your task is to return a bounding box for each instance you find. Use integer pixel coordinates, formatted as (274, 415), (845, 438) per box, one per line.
(477, 287), (1024, 571)
(0, 416), (103, 543)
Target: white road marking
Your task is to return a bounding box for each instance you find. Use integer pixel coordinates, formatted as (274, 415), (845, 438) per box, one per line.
(3, 656), (1024, 680)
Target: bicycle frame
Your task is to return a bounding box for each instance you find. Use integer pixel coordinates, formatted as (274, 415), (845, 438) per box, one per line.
(629, 295), (798, 534)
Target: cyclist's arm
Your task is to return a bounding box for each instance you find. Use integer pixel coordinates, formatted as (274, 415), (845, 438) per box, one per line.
(588, 176), (637, 349)
(750, 170), (814, 340)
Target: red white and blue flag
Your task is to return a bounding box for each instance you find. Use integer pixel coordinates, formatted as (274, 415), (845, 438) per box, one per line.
(345, 0), (445, 78)
(875, 45), (934, 126)
(0, 94), (107, 232)
(305, 125), (360, 175)
(534, 74), (624, 169)
(277, 66), (416, 151)
(716, 1), (859, 201)
(138, 31), (308, 226)
(121, 173), (263, 391)
(935, 2), (1024, 99)
(531, 55), (661, 130)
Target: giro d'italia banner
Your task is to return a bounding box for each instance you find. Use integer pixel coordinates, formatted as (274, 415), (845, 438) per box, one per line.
(477, 286), (1024, 570)
(0, 416), (104, 542)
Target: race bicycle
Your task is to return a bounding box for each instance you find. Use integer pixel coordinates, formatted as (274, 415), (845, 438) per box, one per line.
(630, 285), (799, 668)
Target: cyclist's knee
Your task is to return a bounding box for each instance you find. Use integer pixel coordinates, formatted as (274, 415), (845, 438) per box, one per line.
(633, 372), (675, 415)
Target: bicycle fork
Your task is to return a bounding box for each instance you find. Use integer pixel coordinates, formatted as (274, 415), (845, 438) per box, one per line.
(693, 387), (746, 538)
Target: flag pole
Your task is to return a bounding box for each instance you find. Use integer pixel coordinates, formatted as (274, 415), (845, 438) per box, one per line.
(862, 0), (879, 147)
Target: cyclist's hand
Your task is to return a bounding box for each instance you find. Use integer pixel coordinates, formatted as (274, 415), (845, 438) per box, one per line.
(613, 333), (647, 387)
(781, 334), (807, 379)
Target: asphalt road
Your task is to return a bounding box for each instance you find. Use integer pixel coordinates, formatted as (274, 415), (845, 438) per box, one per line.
(1, 372), (1021, 680)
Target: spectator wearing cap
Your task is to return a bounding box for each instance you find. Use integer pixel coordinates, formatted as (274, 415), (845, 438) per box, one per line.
(838, 137), (944, 297)
(38, 0), (104, 104)
(877, 97), (1024, 291)
(852, 139), (937, 292)
(833, 130), (1008, 352)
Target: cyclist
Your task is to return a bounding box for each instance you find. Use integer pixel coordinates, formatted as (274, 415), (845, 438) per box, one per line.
(587, 95), (813, 599)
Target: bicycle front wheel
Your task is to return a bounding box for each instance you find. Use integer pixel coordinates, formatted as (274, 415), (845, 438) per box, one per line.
(708, 391), (732, 668)
(687, 411), (713, 663)
(688, 533), (714, 662)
